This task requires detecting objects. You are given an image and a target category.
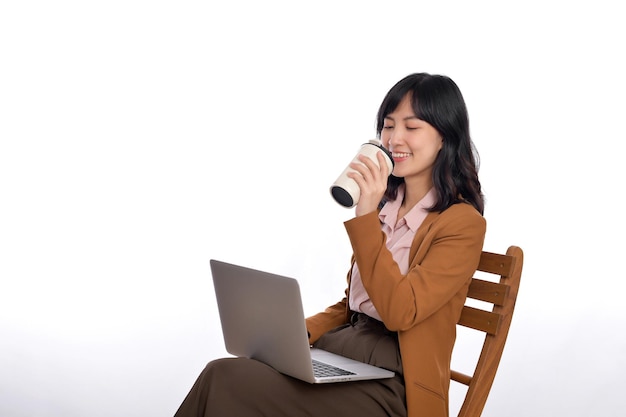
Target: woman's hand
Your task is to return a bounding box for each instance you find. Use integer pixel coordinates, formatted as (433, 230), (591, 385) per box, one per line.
(348, 151), (390, 217)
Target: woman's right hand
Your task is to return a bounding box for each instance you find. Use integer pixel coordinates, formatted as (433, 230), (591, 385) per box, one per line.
(348, 151), (389, 217)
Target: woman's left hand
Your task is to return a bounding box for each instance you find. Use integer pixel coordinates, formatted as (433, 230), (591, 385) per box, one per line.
(348, 151), (390, 217)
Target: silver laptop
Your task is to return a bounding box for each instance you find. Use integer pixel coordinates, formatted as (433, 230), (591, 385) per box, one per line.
(210, 259), (395, 383)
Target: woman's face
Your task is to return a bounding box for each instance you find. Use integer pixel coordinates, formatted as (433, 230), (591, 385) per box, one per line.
(380, 94), (443, 182)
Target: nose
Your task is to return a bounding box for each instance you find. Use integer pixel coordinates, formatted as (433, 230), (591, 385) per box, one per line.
(387, 130), (404, 151)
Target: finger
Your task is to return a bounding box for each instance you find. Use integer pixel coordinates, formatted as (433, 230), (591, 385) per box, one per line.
(376, 151), (390, 178)
(356, 152), (385, 182)
(349, 159), (372, 179)
(346, 170), (367, 192)
(355, 154), (380, 178)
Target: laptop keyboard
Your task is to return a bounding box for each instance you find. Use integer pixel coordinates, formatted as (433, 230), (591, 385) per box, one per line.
(312, 359), (356, 377)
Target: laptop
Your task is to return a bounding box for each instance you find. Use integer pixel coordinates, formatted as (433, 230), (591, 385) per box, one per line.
(210, 259), (395, 383)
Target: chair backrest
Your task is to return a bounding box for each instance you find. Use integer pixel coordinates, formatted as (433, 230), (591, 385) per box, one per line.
(451, 245), (523, 417)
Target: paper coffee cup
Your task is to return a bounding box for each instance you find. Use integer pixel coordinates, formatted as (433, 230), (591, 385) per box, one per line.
(330, 140), (394, 208)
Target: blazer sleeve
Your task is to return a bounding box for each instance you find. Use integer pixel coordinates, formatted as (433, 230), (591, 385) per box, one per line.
(344, 203), (486, 331)
(305, 293), (350, 344)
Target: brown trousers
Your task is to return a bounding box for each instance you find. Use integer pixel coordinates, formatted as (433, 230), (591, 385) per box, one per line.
(174, 314), (407, 417)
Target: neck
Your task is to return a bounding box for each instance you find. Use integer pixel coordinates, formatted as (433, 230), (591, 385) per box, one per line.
(402, 176), (433, 208)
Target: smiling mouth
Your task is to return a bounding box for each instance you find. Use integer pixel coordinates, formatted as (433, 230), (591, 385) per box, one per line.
(392, 152), (412, 159)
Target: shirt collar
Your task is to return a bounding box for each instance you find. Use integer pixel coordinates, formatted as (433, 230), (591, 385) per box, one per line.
(379, 186), (437, 231)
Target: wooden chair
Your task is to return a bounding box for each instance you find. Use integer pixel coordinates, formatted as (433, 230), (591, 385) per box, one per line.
(451, 245), (524, 417)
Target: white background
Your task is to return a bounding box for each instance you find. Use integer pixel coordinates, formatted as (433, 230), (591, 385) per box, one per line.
(1, 1), (625, 416)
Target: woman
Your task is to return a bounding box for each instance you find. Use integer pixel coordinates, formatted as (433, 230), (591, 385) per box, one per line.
(174, 73), (486, 417)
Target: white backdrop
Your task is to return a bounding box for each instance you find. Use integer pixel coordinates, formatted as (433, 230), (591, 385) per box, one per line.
(1, 1), (625, 416)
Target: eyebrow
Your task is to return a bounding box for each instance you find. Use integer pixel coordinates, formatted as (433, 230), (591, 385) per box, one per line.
(384, 115), (420, 121)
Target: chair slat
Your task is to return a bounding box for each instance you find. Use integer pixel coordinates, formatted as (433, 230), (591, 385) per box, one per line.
(458, 306), (501, 335)
(467, 278), (510, 306)
(451, 370), (472, 386)
(476, 251), (513, 277)
(453, 246), (523, 417)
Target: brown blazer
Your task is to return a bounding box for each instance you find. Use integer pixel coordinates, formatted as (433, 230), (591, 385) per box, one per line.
(306, 202), (486, 417)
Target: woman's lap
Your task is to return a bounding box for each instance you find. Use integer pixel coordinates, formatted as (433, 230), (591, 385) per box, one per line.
(175, 314), (406, 417)
(174, 357), (406, 417)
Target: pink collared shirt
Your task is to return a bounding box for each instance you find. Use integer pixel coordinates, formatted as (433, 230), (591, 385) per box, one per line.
(348, 186), (437, 321)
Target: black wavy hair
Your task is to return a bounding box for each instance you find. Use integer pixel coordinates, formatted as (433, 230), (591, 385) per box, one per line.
(376, 73), (484, 215)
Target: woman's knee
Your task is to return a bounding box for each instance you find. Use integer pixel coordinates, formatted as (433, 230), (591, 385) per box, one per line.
(201, 357), (275, 384)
